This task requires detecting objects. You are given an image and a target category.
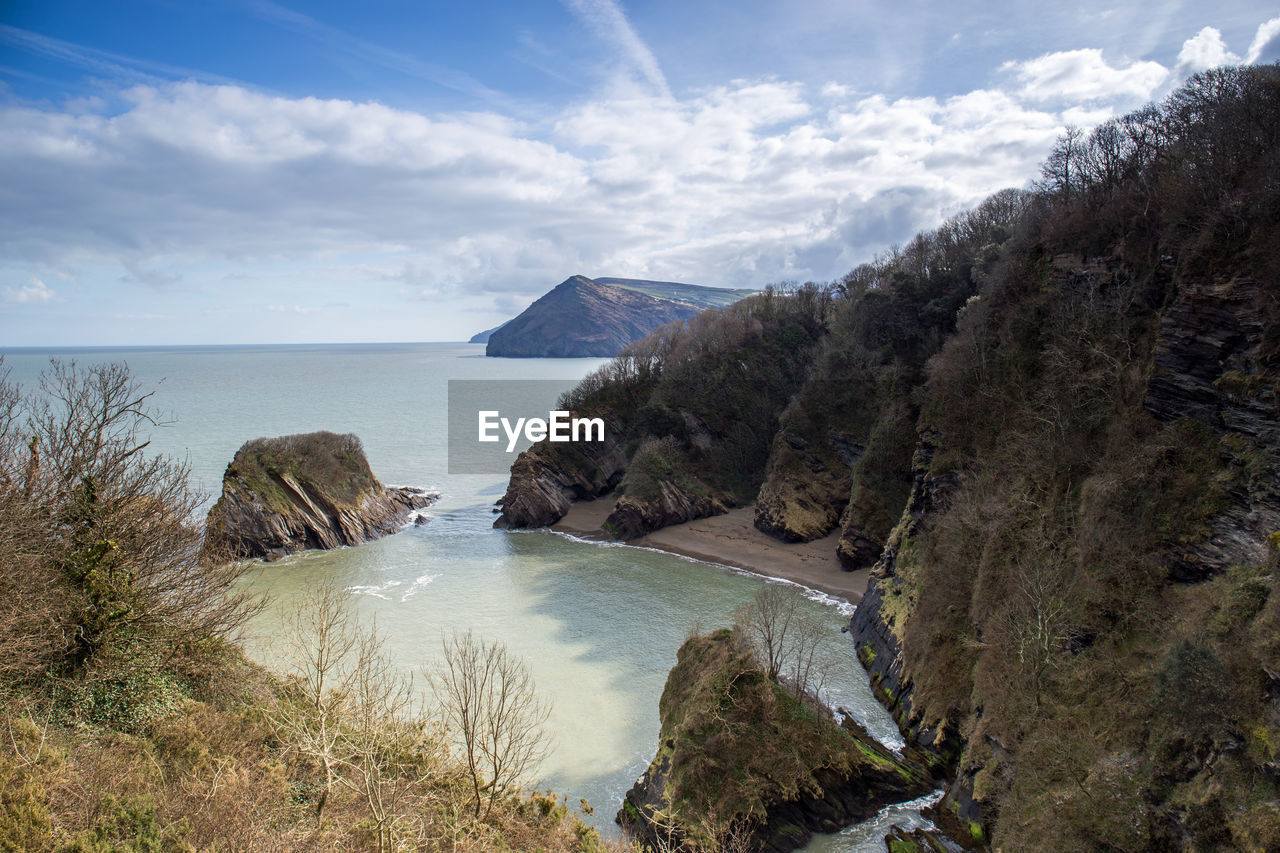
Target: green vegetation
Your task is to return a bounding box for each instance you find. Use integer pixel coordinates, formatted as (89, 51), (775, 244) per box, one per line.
(632, 627), (928, 851)
(219, 430), (378, 513)
(558, 284), (830, 512)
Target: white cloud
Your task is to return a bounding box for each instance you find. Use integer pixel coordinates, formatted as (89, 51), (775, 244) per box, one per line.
(3, 277), (56, 304)
(10, 19), (1247, 322)
(1177, 27), (1240, 72)
(561, 0), (670, 97)
(0, 75), (1117, 301)
(266, 304), (322, 314)
(1246, 17), (1280, 64)
(1002, 48), (1169, 104)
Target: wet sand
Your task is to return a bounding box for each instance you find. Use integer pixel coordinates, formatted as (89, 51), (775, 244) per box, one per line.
(553, 501), (870, 603)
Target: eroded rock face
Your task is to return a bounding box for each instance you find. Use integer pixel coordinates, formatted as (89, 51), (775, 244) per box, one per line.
(1145, 279), (1276, 440)
(754, 430), (853, 543)
(1144, 279), (1280, 580)
(493, 418), (628, 529)
(204, 431), (438, 561)
(605, 480), (727, 540)
(849, 430), (961, 768)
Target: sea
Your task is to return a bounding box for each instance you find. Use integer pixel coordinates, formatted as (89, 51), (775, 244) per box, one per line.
(0, 343), (941, 849)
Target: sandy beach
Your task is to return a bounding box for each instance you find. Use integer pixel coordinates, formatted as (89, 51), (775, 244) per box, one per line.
(553, 501), (870, 603)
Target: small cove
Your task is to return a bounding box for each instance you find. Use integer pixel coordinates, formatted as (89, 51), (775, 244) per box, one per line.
(3, 343), (925, 849)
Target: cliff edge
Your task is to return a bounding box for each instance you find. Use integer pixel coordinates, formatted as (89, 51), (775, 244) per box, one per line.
(617, 629), (932, 853)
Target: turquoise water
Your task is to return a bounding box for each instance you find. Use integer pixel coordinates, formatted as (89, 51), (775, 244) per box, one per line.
(1, 344), (925, 848)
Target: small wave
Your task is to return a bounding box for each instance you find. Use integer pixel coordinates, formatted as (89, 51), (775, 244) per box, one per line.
(540, 530), (858, 613)
(346, 580), (404, 600)
(402, 509), (432, 529)
(400, 573), (439, 601)
(817, 788), (946, 850)
(545, 530), (629, 548)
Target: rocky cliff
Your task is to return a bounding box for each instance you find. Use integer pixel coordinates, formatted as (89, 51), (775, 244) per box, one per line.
(753, 426), (853, 544)
(1144, 278), (1280, 580)
(506, 66), (1280, 851)
(846, 259), (1280, 848)
(617, 629), (933, 853)
(492, 414), (628, 529)
(204, 431), (438, 561)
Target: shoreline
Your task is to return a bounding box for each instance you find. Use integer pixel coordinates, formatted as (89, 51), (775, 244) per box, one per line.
(552, 501), (869, 603)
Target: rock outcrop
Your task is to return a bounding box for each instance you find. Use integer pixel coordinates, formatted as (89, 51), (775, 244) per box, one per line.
(1145, 279), (1276, 441)
(753, 429), (853, 543)
(204, 431), (438, 561)
(617, 629), (932, 853)
(604, 480), (728, 540)
(493, 416), (628, 529)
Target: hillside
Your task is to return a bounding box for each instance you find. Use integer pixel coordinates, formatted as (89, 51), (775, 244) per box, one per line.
(596, 277), (757, 309)
(0, 369), (602, 852)
(500, 65), (1280, 850)
(469, 322), (507, 343)
(484, 275), (752, 358)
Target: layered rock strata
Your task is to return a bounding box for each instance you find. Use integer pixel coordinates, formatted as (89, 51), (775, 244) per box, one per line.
(204, 431), (438, 561)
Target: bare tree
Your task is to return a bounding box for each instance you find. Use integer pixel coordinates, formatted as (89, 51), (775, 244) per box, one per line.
(432, 631), (550, 819)
(734, 584), (797, 681)
(0, 359), (259, 681)
(993, 529), (1082, 712)
(338, 621), (436, 853)
(786, 612), (832, 707)
(734, 585), (833, 706)
(271, 582), (441, 852)
(270, 582), (360, 827)
(1037, 125), (1085, 200)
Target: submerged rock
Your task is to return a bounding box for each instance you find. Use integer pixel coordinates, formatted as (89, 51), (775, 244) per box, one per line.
(883, 825), (961, 852)
(617, 629), (932, 853)
(203, 431), (438, 561)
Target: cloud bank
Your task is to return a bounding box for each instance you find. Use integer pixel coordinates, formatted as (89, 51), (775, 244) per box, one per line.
(1, 15), (1276, 342)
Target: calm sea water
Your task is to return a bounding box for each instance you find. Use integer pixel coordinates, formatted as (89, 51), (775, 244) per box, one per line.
(1, 343), (930, 848)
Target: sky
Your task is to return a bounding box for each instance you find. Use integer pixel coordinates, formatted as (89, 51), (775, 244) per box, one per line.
(1, 1), (1278, 346)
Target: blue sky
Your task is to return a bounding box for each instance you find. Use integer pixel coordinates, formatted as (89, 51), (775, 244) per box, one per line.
(2, 1), (1278, 345)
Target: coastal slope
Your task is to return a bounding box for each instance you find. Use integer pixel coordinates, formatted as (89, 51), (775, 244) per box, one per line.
(204, 431), (437, 561)
(485, 275), (748, 358)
